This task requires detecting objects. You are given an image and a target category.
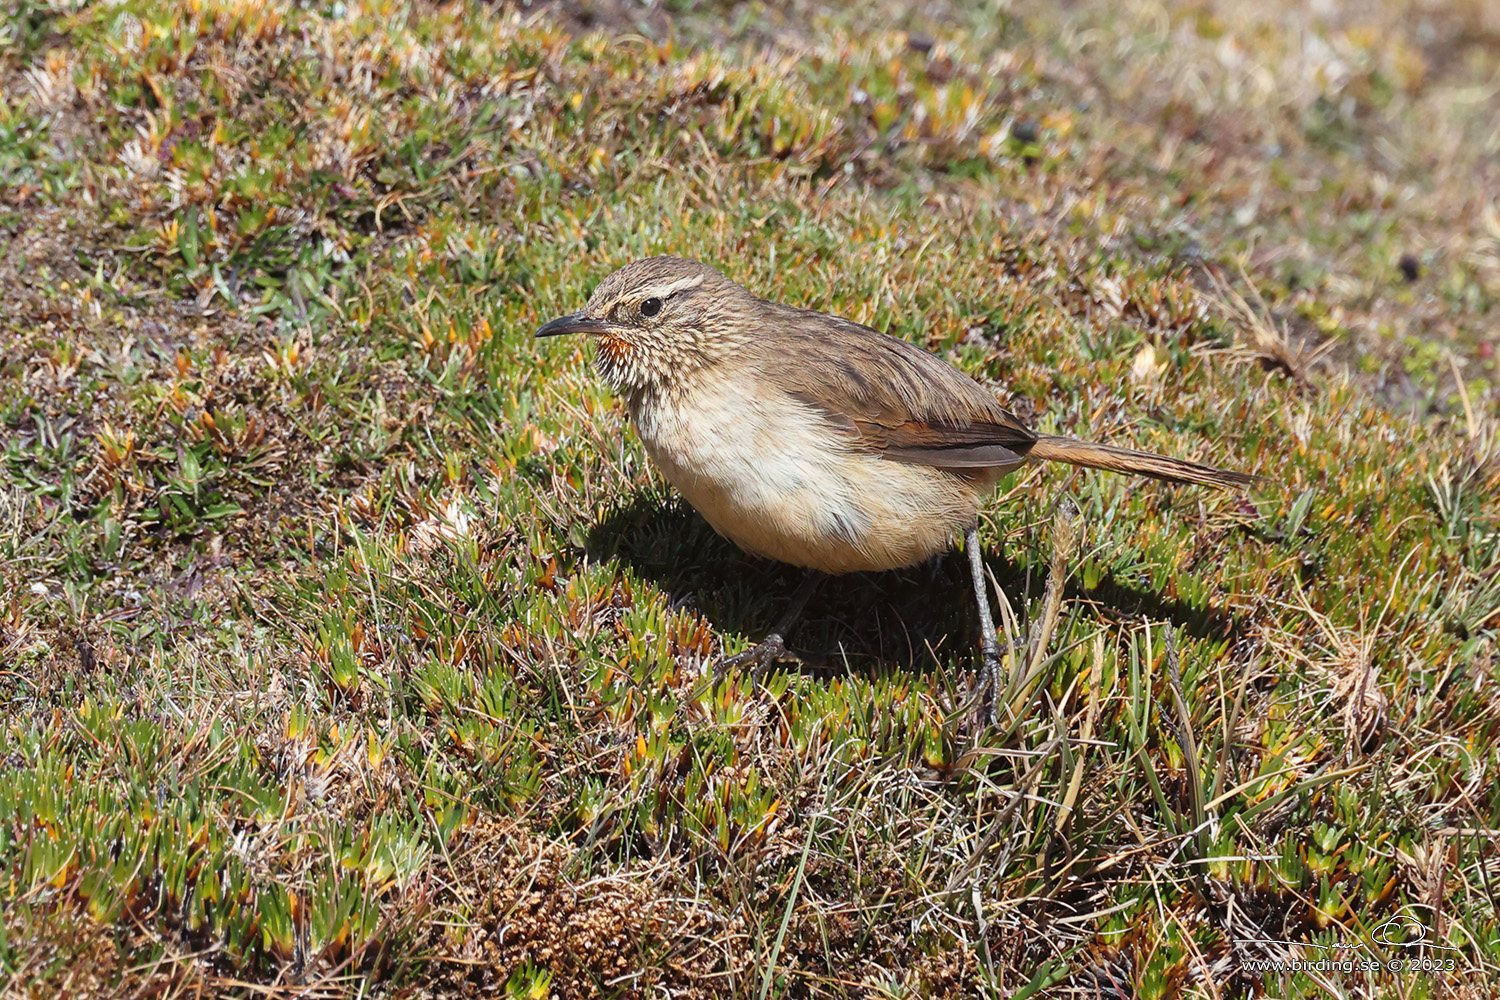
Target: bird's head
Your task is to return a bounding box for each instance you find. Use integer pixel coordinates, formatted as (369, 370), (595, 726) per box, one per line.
(536, 256), (753, 393)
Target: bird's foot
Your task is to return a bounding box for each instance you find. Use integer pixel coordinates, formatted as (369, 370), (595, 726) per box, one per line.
(973, 634), (1031, 726)
(972, 636), (1035, 726)
(974, 651), (1002, 726)
(715, 632), (788, 682)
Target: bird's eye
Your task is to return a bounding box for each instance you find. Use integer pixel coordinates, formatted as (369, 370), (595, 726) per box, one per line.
(640, 297), (663, 318)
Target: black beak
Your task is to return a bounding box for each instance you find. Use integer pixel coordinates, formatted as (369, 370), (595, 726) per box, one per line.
(536, 312), (608, 338)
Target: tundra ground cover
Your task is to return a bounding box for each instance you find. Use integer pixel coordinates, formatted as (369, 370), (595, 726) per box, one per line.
(2, 0), (1498, 995)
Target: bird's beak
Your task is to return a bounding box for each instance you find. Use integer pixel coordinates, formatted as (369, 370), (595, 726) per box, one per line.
(535, 312), (609, 338)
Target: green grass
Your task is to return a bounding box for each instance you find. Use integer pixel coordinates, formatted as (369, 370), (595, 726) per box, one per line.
(2, 0), (1498, 996)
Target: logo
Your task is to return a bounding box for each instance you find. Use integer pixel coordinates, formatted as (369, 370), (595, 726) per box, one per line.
(1363, 909), (1460, 952)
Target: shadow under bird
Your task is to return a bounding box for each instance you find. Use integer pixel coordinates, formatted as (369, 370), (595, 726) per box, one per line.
(537, 256), (1252, 685)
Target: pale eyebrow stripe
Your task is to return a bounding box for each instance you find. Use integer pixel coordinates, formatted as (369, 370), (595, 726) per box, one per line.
(650, 273), (706, 299)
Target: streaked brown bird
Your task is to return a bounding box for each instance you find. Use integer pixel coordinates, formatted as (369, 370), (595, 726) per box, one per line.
(538, 256), (1251, 680)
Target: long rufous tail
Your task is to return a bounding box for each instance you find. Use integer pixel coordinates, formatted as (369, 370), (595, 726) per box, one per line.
(1027, 435), (1254, 489)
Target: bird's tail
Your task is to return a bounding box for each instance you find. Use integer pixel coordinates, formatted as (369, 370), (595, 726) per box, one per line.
(1027, 435), (1254, 489)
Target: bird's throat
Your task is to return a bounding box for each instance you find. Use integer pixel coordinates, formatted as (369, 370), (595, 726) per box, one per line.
(597, 332), (633, 369)
(591, 333), (637, 392)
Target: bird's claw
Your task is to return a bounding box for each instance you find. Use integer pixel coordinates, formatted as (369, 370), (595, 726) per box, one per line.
(714, 632), (787, 682)
(973, 634), (1028, 726)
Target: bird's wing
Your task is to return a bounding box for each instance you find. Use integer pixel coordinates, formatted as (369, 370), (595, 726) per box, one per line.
(756, 305), (1038, 471)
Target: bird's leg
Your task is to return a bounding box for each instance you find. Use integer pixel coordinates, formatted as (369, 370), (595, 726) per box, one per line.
(966, 524), (1002, 721)
(716, 572), (821, 680)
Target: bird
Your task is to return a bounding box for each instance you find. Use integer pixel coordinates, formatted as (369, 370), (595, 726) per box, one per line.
(537, 255), (1251, 686)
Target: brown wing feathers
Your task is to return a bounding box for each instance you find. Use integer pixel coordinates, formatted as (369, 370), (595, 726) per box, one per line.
(850, 418), (1032, 470)
(766, 306), (1035, 464)
(758, 302), (1248, 488)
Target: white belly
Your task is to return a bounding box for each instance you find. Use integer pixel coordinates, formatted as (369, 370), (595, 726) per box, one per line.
(630, 384), (994, 574)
